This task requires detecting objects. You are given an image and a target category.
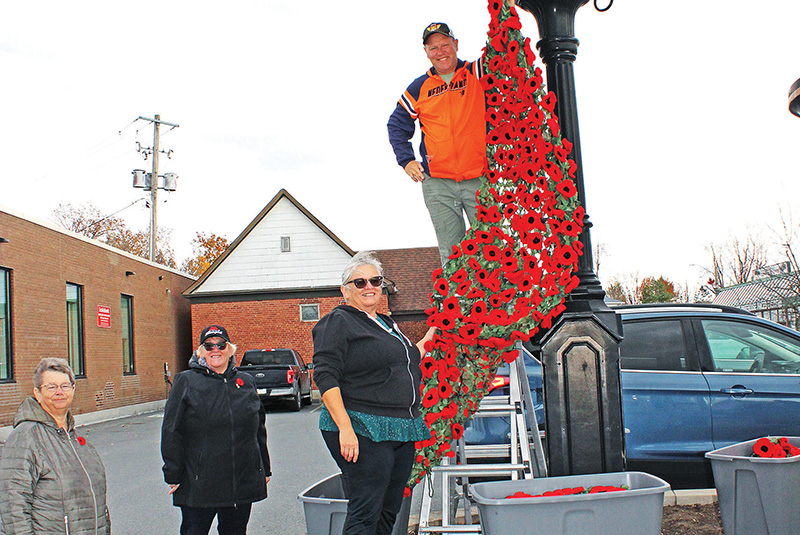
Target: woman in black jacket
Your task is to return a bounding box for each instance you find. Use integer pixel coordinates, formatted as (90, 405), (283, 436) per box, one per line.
(313, 252), (434, 535)
(161, 325), (270, 535)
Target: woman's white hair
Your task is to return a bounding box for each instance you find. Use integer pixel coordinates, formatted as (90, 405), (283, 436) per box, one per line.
(33, 358), (75, 389)
(341, 251), (383, 285)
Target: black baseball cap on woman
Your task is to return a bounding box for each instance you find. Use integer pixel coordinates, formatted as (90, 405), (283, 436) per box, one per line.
(200, 325), (230, 344)
(423, 22), (456, 43)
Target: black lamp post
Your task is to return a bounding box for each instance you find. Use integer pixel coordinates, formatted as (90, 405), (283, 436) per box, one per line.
(518, 0), (626, 476)
(790, 78), (800, 118)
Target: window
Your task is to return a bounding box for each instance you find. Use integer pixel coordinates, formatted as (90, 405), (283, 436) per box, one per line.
(300, 304), (320, 322)
(702, 319), (800, 374)
(0, 268), (11, 380)
(66, 283), (85, 376)
(241, 349), (297, 366)
(121, 294), (134, 374)
(619, 320), (689, 371)
(280, 236), (291, 252)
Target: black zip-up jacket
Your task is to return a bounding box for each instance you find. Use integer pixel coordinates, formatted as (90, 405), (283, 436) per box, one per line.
(312, 305), (422, 419)
(161, 355), (270, 508)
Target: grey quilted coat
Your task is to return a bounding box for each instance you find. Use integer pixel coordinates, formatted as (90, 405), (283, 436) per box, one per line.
(0, 397), (110, 535)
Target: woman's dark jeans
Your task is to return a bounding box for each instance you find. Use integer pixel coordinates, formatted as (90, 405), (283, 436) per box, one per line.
(179, 503), (252, 535)
(322, 430), (415, 535)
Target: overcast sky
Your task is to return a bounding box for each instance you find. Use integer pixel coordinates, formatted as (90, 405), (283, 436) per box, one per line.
(3, 0), (800, 291)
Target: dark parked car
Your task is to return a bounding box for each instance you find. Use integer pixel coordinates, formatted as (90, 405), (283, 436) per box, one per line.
(238, 348), (313, 411)
(465, 304), (800, 488)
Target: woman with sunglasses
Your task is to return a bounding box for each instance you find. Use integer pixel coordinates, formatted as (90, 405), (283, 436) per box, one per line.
(161, 325), (270, 535)
(0, 358), (110, 534)
(313, 251), (435, 535)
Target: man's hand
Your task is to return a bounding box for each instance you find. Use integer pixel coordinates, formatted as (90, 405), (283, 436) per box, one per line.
(404, 161), (426, 182)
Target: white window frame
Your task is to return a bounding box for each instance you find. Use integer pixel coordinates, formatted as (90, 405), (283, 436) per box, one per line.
(300, 304), (320, 322)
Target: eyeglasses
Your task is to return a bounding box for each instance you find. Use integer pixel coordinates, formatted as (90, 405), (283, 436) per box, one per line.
(203, 341), (228, 351)
(345, 276), (384, 289)
(40, 383), (74, 393)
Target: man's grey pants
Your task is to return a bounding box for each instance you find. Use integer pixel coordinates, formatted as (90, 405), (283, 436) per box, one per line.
(421, 175), (482, 267)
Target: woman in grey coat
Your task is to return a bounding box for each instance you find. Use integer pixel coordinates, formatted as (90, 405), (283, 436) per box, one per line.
(0, 358), (110, 534)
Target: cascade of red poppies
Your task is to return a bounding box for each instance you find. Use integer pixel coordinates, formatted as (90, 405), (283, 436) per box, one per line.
(407, 0), (584, 491)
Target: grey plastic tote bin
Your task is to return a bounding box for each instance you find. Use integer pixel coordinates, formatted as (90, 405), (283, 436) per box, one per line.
(470, 471), (669, 535)
(298, 473), (348, 535)
(705, 436), (800, 535)
(298, 472), (412, 535)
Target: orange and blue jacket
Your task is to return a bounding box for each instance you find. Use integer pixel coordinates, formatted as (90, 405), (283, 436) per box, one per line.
(387, 58), (486, 181)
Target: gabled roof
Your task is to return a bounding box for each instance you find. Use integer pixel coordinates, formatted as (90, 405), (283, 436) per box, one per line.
(184, 189), (355, 296)
(713, 273), (800, 311)
(376, 247), (439, 314)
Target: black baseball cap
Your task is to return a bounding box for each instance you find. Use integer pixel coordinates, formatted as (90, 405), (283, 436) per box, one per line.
(423, 22), (455, 44)
(200, 325), (230, 344)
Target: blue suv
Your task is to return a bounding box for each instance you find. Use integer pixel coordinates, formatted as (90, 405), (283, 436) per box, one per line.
(465, 304), (800, 487)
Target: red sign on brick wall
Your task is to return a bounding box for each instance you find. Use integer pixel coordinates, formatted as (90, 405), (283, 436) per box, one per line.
(97, 305), (111, 328)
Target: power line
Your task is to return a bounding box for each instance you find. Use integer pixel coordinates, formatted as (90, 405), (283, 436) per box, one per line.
(75, 197), (148, 234)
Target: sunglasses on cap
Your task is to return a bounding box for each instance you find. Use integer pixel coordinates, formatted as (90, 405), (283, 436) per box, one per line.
(344, 276), (384, 289)
(203, 341), (228, 351)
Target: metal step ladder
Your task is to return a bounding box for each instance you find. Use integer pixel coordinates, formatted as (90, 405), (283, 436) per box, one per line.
(417, 343), (547, 534)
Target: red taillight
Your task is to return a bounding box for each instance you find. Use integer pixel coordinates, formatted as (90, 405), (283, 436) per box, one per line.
(287, 369), (296, 384)
(488, 376), (509, 393)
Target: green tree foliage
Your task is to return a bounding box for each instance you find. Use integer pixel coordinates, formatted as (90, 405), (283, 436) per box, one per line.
(640, 276), (677, 303)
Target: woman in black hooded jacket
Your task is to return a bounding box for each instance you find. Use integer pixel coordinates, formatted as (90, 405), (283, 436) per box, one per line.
(161, 325), (270, 535)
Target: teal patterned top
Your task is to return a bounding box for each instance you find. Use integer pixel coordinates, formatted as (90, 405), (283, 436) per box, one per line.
(319, 406), (430, 443)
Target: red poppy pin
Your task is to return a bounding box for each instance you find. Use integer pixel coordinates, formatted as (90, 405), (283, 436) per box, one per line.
(77, 436), (86, 446)
(235, 378), (244, 388)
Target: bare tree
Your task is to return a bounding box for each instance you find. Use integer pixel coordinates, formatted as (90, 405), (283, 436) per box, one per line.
(52, 202), (124, 241)
(706, 230), (769, 287)
(754, 206), (800, 328)
(593, 241), (607, 280)
(51, 202), (176, 268)
(673, 281), (691, 303)
(605, 273), (643, 304)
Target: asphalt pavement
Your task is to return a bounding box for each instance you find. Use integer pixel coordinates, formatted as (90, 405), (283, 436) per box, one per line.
(69, 402), (336, 535)
(1, 400), (717, 534)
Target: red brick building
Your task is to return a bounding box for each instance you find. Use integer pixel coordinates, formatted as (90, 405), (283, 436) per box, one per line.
(0, 207), (194, 426)
(184, 190), (438, 380)
(377, 247), (440, 342)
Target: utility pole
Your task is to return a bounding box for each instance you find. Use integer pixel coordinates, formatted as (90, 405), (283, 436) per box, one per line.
(134, 115), (179, 262)
(150, 115), (161, 262)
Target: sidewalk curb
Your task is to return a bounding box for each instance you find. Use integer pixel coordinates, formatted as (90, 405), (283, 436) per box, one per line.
(0, 399), (165, 444)
(665, 488), (718, 506)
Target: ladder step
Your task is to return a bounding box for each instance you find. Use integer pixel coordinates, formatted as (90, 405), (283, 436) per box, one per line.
(431, 463), (527, 476)
(477, 396), (511, 405)
(418, 526), (482, 534)
(463, 444), (511, 457)
(471, 405), (516, 415)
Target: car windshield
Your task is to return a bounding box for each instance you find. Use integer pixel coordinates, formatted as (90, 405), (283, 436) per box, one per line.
(240, 350), (296, 366)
